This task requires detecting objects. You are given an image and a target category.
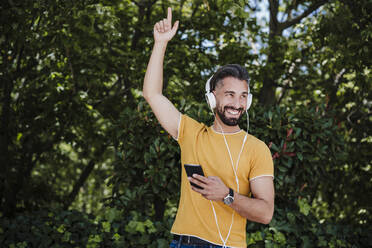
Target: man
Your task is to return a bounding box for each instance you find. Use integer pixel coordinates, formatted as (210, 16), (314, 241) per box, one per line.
(143, 8), (274, 248)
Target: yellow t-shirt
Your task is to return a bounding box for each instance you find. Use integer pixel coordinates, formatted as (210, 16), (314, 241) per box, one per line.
(171, 114), (274, 248)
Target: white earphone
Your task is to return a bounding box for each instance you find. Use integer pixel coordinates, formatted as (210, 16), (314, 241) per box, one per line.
(205, 76), (252, 111)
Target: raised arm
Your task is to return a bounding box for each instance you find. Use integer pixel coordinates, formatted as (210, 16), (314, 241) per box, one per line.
(143, 7), (180, 139)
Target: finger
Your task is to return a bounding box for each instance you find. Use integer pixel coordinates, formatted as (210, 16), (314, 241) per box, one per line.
(155, 23), (160, 33)
(167, 7), (172, 23)
(191, 185), (205, 194)
(189, 177), (206, 188)
(193, 174), (208, 183)
(159, 20), (164, 32)
(170, 20), (179, 34)
(188, 177), (201, 185)
(163, 18), (170, 30)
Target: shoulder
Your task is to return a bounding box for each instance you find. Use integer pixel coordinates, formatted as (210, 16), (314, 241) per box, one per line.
(246, 134), (268, 147)
(245, 134), (272, 155)
(177, 114), (207, 142)
(180, 114), (206, 131)
(182, 114), (202, 126)
(245, 134), (274, 179)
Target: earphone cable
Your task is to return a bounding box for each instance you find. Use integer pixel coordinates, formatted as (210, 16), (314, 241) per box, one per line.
(208, 111), (248, 247)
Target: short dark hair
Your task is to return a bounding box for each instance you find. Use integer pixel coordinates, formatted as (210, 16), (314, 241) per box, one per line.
(209, 64), (249, 91)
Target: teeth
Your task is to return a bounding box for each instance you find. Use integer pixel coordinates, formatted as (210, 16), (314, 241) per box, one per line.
(227, 109), (239, 115)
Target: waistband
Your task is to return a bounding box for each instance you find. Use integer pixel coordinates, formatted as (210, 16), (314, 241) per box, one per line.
(173, 234), (215, 246)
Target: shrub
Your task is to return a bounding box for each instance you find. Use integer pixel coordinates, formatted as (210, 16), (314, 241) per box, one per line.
(1, 102), (370, 247)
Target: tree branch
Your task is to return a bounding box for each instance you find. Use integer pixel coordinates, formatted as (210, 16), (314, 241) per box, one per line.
(63, 146), (106, 210)
(0, 35), (25, 217)
(279, 0), (329, 32)
(283, 0), (295, 22)
(63, 160), (96, 210)
(269, 0), (280, 33)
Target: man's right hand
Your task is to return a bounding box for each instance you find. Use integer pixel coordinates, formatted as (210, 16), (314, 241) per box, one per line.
(153, 7), (179, 43)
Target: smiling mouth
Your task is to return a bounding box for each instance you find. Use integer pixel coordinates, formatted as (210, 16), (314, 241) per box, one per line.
(225, 107), (243, 116)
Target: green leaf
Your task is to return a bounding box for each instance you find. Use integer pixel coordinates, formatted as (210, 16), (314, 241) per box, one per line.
(271, 142), (280, 152)
(298, 198), (311, 216)
(102, 221), (111, 232)
(297, 152), (303, 161)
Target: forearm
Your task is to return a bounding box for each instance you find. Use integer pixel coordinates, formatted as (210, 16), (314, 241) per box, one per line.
(142, 41), (180, 139)
(143, 42), (168, 100)
(231, 193), (274, 224)
(189, 175), (274, 224)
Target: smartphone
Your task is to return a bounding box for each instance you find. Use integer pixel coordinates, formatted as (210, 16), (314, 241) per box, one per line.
(184, 164), (205, 189)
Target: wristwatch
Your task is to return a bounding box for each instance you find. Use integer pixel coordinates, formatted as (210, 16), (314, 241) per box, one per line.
(223, 188), (234, 205)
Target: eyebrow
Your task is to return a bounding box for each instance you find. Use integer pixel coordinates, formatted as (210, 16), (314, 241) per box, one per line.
(224, 90), (249, 95)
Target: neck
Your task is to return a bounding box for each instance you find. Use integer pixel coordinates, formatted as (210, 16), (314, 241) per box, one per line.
(212, 119), (241, 133)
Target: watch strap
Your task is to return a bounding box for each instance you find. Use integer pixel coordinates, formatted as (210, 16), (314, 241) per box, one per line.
(223, 188), (234, 205)
(229, 188), (234, 198)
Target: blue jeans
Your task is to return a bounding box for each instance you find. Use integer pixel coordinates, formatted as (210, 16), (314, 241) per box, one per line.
(169, 238), (225, 248)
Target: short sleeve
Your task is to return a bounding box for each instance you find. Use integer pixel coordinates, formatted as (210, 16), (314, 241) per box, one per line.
(177, 114), (204, 145)
(249, 141), (274, 181)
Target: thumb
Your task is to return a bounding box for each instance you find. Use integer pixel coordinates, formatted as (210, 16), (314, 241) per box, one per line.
(171, 20), (179, 35)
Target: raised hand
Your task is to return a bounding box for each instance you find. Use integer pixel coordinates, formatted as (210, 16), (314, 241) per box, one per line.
(153, 7), (179, 43)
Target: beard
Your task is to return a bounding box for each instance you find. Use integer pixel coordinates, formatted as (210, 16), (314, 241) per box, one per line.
(216, 105), (244, 126)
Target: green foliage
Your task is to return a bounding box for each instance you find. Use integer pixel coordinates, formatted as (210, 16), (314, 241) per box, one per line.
(108, 101), (180, 218)
(1, 0), (371, 247)
(1, 210), (96, 247)
(106, 102), (370, 247)
(2, 104), (370, 247)
(251, 104), (346, 201)
(0, 207), (172, 248)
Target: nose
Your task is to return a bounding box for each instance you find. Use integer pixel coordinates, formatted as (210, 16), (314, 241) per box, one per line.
(233, 96), (244, 109)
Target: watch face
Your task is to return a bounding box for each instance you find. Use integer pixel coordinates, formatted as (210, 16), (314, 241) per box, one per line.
(224, 196), (234, 205)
